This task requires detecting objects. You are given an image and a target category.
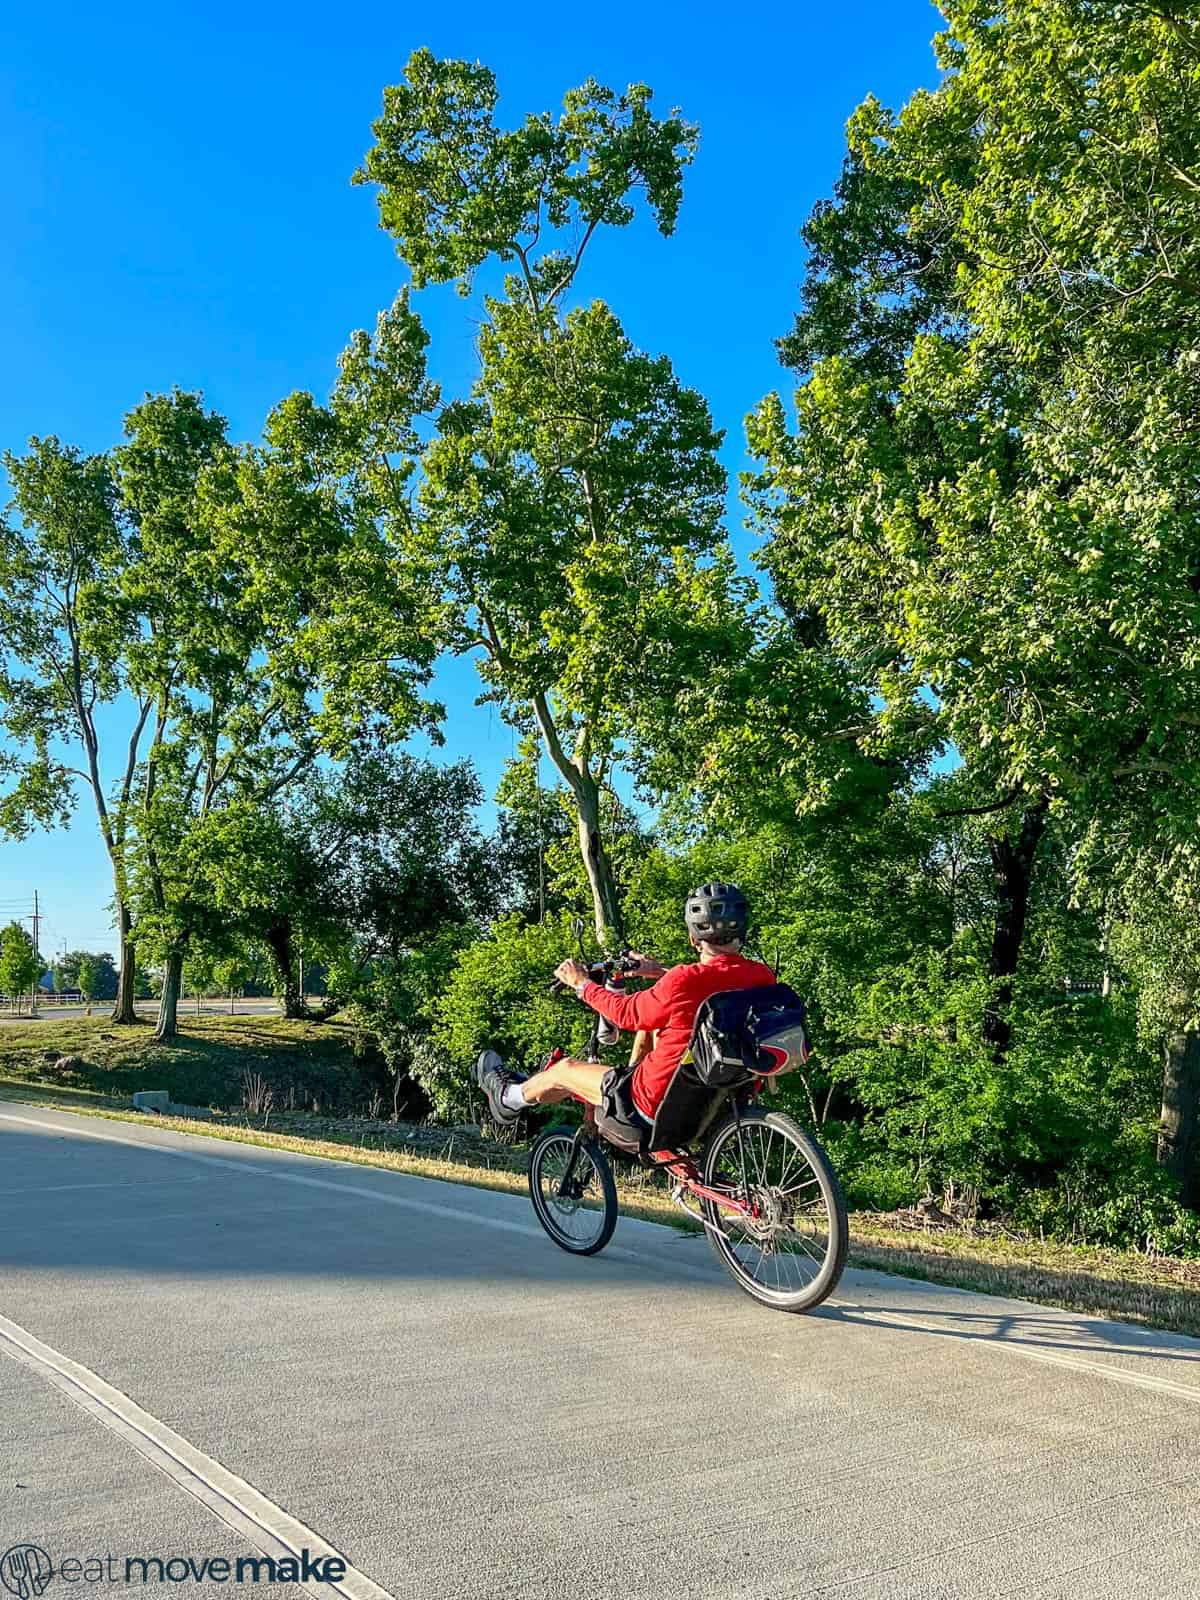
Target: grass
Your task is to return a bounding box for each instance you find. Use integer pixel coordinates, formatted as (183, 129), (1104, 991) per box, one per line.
(5, 1063), (1200, 1339)
(0, 1012), (367, 1110)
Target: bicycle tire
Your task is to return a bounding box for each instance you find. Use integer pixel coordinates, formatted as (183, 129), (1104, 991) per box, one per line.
(701, 1108), (848, 1312)
(528, 1125), (618, 1255)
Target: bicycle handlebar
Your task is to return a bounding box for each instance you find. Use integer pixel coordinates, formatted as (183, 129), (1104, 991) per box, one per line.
(549, 952), (640, 996)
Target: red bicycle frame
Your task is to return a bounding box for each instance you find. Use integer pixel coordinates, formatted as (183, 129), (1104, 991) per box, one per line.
(535, 1047), (763, 1222)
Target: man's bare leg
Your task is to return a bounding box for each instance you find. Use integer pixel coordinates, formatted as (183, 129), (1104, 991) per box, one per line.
(519, 1057), (606, 1107)
(629, 1030), (655, 1067)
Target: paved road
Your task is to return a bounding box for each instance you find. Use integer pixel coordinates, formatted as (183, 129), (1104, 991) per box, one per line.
(1, 1000), (282, 1024)
(2, 1101), (1199, 1600)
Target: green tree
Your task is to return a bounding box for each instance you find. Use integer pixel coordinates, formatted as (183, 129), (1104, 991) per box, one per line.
(53, 950), (89, 995)
(2, 344), (440, 1042)
(75, 953), (99, 1004)
(192, 751), (493, 1019)
(0, 922), (40, 1015)
(74, 953), (116, 1005)
(748, 0), (1200, 1089)
(356, 51), (745, 944)
(0, 440), (145, 1021)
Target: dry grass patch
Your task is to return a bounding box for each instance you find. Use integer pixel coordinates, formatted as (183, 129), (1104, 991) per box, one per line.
(849, 1215), (1200, 1339)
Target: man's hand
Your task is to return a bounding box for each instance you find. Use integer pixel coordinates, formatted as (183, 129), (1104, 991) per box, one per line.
(554, 958), (590, 993)
(626, 952), (667, 978)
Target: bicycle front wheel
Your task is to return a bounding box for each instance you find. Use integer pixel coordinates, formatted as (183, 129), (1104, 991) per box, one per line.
(528, 1125), (618, 1255)
(701, 1108), (848, 1312)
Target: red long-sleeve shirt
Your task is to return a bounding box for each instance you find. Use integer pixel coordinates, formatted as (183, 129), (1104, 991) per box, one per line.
(581, 951), (778, 1119)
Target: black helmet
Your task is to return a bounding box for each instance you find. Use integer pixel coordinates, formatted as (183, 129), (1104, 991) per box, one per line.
(684, 882), (750, 945)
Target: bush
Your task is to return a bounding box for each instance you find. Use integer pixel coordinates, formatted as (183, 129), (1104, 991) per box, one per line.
(344, 997), (439, 1121)
(428, 912), (604, 1119)
(798, 948), (1192, 1251)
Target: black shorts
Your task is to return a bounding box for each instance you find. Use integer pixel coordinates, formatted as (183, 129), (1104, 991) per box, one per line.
(595, 1065), (652, 1157)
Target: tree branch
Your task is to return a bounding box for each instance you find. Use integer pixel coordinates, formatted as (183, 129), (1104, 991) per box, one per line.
(531, 689), (583, 798)
(933, 786), (1024, 820)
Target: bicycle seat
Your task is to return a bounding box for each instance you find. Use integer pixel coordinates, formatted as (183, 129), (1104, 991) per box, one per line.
(644, 1060), (728, 1155)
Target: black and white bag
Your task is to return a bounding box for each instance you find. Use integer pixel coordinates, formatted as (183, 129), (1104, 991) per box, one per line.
(688, 983), (810, 1090)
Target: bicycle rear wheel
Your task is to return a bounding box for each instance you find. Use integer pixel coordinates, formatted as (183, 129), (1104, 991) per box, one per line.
(528, 1125), (618, 1255)
(701, 1108), (848, 1312)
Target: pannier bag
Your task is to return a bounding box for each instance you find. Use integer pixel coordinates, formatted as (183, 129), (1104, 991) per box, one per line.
(688, 983), (810, 1089)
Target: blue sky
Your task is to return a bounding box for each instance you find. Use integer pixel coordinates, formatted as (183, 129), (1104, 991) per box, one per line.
(1, 0), (943, 959)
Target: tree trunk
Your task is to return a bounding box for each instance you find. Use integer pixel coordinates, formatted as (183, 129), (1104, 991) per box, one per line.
(155, 949), (184, 1041)
(110, 904), (139, 1024)
(530, 693), (624, 948)
(1159, 1027), (1200, 1208)
(266, 920), (305, 1019)
(983, 801), (1048, 1055)
(572, 768), (624, 948)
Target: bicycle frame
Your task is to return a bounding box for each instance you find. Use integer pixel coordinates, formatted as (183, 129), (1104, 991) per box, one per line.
(537, 1042), (765, 1225)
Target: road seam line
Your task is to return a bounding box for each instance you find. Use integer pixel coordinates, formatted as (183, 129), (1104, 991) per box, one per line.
(0, 1309), (394, 1600)
(835, 1309), (1200, 1405)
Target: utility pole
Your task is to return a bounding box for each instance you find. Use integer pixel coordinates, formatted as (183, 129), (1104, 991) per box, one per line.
(28, 891), (40, 1017)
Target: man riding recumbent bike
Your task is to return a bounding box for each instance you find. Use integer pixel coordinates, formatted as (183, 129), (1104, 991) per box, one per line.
(476, 884), (848, 1313)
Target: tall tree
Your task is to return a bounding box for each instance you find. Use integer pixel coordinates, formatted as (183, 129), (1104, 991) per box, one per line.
(355, 50), (742, 944)
(128, 306), (440, 1039)
(2, 346), (439, 1038)
(0, 439), (144, 1019)
(748, 108), (1050, 1055)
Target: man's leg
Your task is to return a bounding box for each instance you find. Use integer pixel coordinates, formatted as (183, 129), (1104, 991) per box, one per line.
(519, 1056), (606, 1108)
(629, 1029), (655, 1067)
(475, 1050), (605, 1123)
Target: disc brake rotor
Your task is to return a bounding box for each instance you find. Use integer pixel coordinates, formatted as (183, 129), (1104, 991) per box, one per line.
(741, 1185), (787, 1245)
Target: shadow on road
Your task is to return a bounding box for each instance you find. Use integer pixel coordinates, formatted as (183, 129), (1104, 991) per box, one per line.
(814, 1296), (1200, 1366)
(4, 1118), (1200, 1374)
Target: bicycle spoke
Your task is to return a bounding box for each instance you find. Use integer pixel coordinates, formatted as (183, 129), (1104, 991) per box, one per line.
(537, 1139), (607, 1245)
(776, 1135), (803, 1193)
(783, 1228), (826, 1266)
(702, 1112), (844, 1300)
(779, 1175), (822, 1197)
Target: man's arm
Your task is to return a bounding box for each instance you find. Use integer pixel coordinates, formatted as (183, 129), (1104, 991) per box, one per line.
(580, 970), (678, 1033)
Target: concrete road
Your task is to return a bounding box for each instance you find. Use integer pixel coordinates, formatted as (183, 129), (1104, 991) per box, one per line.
(2, 1101), (1199, 1600)
(1, 999), (282, 1024)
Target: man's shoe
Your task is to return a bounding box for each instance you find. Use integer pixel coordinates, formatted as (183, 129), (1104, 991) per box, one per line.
(476, 1049), (527, 1125)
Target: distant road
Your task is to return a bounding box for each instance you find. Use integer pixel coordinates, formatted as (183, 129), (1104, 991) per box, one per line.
(0, 997), (283, 1024)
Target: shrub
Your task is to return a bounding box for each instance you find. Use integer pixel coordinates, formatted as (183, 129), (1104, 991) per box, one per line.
(428, 912), (601, 1118)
